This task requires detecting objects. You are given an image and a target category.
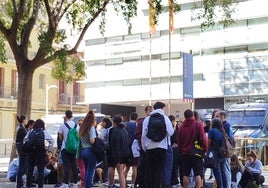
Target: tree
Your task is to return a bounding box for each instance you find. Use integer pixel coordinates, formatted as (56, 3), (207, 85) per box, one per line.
(0, 0), (234, 158)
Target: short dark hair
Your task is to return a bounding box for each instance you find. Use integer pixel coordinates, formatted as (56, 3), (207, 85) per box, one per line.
(211, 118), (223, 129)
(17, 115), (26, 124)
(145, 105), (153, 112)
(112, 114), (123, 125)
(184, 109), (193, 119)
(130, 112), (138, 121)
(65, 110), (73, 118)
(219, 111), (227, 118)
(153, 102), (165, 110)
(168, 115), (175, 122)
(33, 119), (45, 129)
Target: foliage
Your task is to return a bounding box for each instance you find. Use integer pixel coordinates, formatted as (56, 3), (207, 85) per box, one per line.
(193, 0), (236, 29)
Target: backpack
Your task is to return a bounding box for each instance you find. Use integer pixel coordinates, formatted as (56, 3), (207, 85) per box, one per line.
(217, 127), (235, 158)
(92, 136), (105, 162)
(146, 113), (167, 142)
(64, 123), (78, 154)
(28, 129), (45, 152)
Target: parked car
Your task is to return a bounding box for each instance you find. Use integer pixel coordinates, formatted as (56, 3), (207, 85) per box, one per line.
(42, 113), (107, 145)
(226, 100), (268, 164)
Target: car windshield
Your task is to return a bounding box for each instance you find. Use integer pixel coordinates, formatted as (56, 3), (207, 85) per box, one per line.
(46, 123), (61, 135)
(227, 110), (266, 127)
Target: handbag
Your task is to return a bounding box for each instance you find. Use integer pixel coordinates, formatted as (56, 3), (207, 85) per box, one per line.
(131, 139), (140, 158)
(203, 147), (217, 168)
(22, 141), (32, 153)
(92, 137), (105, 162)
(191, 122), (204, 158)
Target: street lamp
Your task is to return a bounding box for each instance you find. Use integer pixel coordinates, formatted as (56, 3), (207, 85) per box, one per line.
(45, 84), (58, 116)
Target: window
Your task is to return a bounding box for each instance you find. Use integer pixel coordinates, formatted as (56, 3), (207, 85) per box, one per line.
(39, 74), (45, 89)
(0, 68), (3, 97)
(11, 70), (18, 98)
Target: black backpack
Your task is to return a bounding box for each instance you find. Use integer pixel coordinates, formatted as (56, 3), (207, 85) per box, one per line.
(28, 129), (45, 151)
(146, 113), (167, 142)
(92, 136), (105, 162)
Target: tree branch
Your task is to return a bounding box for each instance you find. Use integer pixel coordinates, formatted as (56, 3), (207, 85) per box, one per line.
(10, 0), (26, 34)
(69, 0), (110, 53)
(43, 0), (55, 30)
(20, 0), (40, 52)
(0, 21), (9, 37)
(58, 0), (77, 21)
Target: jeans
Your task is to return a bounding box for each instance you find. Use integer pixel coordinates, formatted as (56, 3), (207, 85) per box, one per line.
(81, 147), (97, 188)
(16, 152), (28, 188)
(146, 148), (166, 188)
(61, 149), (78, 185)
(213, 158), (231, 188)
(162, 145), (173, 186)
(231, 172), (241, 188)
(170, 147), (179, 186)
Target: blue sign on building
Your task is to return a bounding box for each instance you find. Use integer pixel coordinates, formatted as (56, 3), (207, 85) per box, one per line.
(183, 53), (193, 102)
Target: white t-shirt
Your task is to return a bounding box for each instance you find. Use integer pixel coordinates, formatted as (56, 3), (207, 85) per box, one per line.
(58, 120), (78, 151)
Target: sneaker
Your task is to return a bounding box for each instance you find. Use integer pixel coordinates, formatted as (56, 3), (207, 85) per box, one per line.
(72, 183), (78, 188)
(60, 183), (69, 188)
(54, 183), (62, 187)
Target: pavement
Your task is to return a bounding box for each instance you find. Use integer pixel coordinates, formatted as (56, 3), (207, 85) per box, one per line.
(1, 157), (268, 188)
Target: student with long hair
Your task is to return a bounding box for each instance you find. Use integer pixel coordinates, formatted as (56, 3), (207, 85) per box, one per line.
(239, 151), (265, 188)
(15, 115), (27, 188)
(79, 110), (97, 188)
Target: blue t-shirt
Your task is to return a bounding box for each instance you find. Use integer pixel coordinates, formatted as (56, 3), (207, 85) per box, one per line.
(208, 127), (233, 147)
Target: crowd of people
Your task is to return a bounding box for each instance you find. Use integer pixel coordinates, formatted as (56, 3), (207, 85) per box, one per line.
(13, 101), (266, 188)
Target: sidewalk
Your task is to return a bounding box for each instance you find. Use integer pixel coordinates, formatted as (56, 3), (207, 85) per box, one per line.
(1, 156), (268, 188)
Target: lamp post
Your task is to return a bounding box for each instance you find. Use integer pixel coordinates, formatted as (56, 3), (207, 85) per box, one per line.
(45, 84), (58, 116)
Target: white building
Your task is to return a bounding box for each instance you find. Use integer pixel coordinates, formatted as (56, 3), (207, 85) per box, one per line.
(82, 0), (268, 118)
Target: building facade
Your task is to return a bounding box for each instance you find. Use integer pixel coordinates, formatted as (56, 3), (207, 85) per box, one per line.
(0, 63), (86, 139)
(81, 0), (268, 118)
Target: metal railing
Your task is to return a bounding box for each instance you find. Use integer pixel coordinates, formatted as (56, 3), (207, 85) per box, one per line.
(0, 86), (17, 99)
(234, 137), (268, 166)
(0, 139), (13, 157)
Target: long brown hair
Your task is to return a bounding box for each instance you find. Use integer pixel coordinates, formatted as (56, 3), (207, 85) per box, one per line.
(79, 111), (95, 137)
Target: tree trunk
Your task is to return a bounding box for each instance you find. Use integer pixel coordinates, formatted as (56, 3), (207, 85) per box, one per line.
(10, 66), (34, 161)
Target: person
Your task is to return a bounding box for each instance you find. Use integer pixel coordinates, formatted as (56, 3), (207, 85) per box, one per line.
(239, 151), (265, 188)
(58, 110), (79, 188)
(169, 115), (180, 188)
(99, 117), (112, 183)
(45, 150), (58, 184)
(216, 111), (231, 136)
(106, 117), (119, 188)
(54, 132), (64, 187)
(7, 157), (19, 182)
(134, 105), (153, 188)
(207, 118), (233, 188)
(25, 119), (35, 132)
(24, 119), (54, 188)
(161, 114), (174, 188)
(124, 112), (138, 188)
(76, 118), (85, 188)
(230, 154), (244, 188)
(177, 109), (208, 188)
(78, 110), (97, 188)
(141, 101), (174, 188)
(110, 114), (131, 188)
(15, 115), (28, 188)
(203, 119), (214, 183)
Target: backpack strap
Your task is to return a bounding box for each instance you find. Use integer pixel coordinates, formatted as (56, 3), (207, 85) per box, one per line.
(64, 122), (71, 129)
(64, 122), (77, 129)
